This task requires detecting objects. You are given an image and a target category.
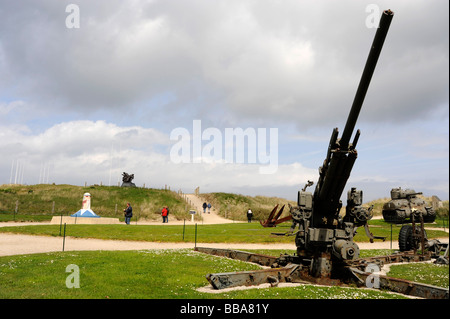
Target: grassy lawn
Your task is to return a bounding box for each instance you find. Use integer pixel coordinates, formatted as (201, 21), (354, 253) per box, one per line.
(0, 221), (447, 244)
(387, 263), (449, 289)
(0, 223), (295, 243)
(0, 249), (427, 299)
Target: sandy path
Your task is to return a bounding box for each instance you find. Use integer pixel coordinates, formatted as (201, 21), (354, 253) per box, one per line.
(184, 193), (238, 224)
(0, 232), (299, 257)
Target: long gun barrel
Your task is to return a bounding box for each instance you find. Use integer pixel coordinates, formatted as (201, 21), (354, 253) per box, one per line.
(340, 9), (394, 148)
(313, 10), (394, 227)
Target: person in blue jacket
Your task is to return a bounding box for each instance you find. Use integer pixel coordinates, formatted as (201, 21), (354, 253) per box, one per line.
(123, 202), (133, 225)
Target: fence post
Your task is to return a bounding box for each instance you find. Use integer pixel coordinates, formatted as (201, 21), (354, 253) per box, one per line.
(390, 224), (393, 250)
(194, 223), (197, 249)
(59, 213), (63, 236)
(62, 223), (67, 251)
(14, 200), (18, 221)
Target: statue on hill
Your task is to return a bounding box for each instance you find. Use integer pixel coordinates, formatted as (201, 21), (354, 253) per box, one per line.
(121, 172), (136, 187)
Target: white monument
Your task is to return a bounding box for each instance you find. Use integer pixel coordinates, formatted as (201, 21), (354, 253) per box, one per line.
(71, 193), (99, 217)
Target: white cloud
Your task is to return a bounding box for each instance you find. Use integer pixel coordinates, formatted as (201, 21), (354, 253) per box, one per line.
(0, 120), (319, 192)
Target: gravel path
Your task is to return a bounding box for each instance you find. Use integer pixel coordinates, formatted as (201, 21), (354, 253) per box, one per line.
(0, 223), (406, 258)
(0, 232), (403, 257)
(184, 193), (238, 224)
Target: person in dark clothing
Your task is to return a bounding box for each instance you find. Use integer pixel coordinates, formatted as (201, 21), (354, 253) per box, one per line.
(247, 208), (253, 223)
(202, 202), (207, 214)
(123, 202), (133, 225)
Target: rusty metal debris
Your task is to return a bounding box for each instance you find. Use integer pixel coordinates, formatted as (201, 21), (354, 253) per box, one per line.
(260, 204), (292, 227)
(260, 181), (314, 228)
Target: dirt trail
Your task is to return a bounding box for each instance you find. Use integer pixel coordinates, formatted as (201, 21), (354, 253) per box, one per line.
(184, 193), (239, 224)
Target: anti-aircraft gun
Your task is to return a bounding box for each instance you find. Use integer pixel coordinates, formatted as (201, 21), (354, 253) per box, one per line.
(196, 10), (449, 298)
(284, 9), (394, 278)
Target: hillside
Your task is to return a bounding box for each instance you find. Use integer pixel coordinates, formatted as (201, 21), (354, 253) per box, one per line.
(0, 184), (194, 221)
(200, 192), (449, 222)
(1, 184), (447, 223)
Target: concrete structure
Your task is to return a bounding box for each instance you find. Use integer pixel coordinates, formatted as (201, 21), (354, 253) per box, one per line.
(50, 216), (120, 225)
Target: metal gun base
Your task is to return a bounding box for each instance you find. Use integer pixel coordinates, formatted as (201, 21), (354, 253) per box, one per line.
(196, 247), (449, 299)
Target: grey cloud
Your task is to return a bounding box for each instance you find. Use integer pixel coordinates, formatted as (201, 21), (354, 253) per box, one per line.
(0, 0), (447, 130)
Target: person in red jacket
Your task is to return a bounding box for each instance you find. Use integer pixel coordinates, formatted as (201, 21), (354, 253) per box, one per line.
(161, 206), (169, 223)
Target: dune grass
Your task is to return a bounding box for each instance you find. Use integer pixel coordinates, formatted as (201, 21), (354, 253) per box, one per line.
(0, 184), (195, 222)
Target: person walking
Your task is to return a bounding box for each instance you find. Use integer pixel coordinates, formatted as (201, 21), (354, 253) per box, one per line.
(161, 206), (168, 223)
(202, 202), (207, 214)
(123, 202), (133, 225)
(246, 208), (253, 223)
(207, 203), (211, 214)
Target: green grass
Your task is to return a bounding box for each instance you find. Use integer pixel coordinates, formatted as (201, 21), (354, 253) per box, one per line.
(0, 221), (447, 244)
(0, 249), (429, 299)
(0, 249), (258, 299)
(362, 219), (448, 242)
(0, 213), (53, 222)
(0, 223), (294, 243)
(387, 263), (449, 288)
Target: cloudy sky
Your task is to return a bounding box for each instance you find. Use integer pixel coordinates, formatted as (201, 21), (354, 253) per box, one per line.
(0, 0), (448, 202)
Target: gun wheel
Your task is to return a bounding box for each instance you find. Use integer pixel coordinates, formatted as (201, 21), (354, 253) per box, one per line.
(398, 224), (427, 252)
